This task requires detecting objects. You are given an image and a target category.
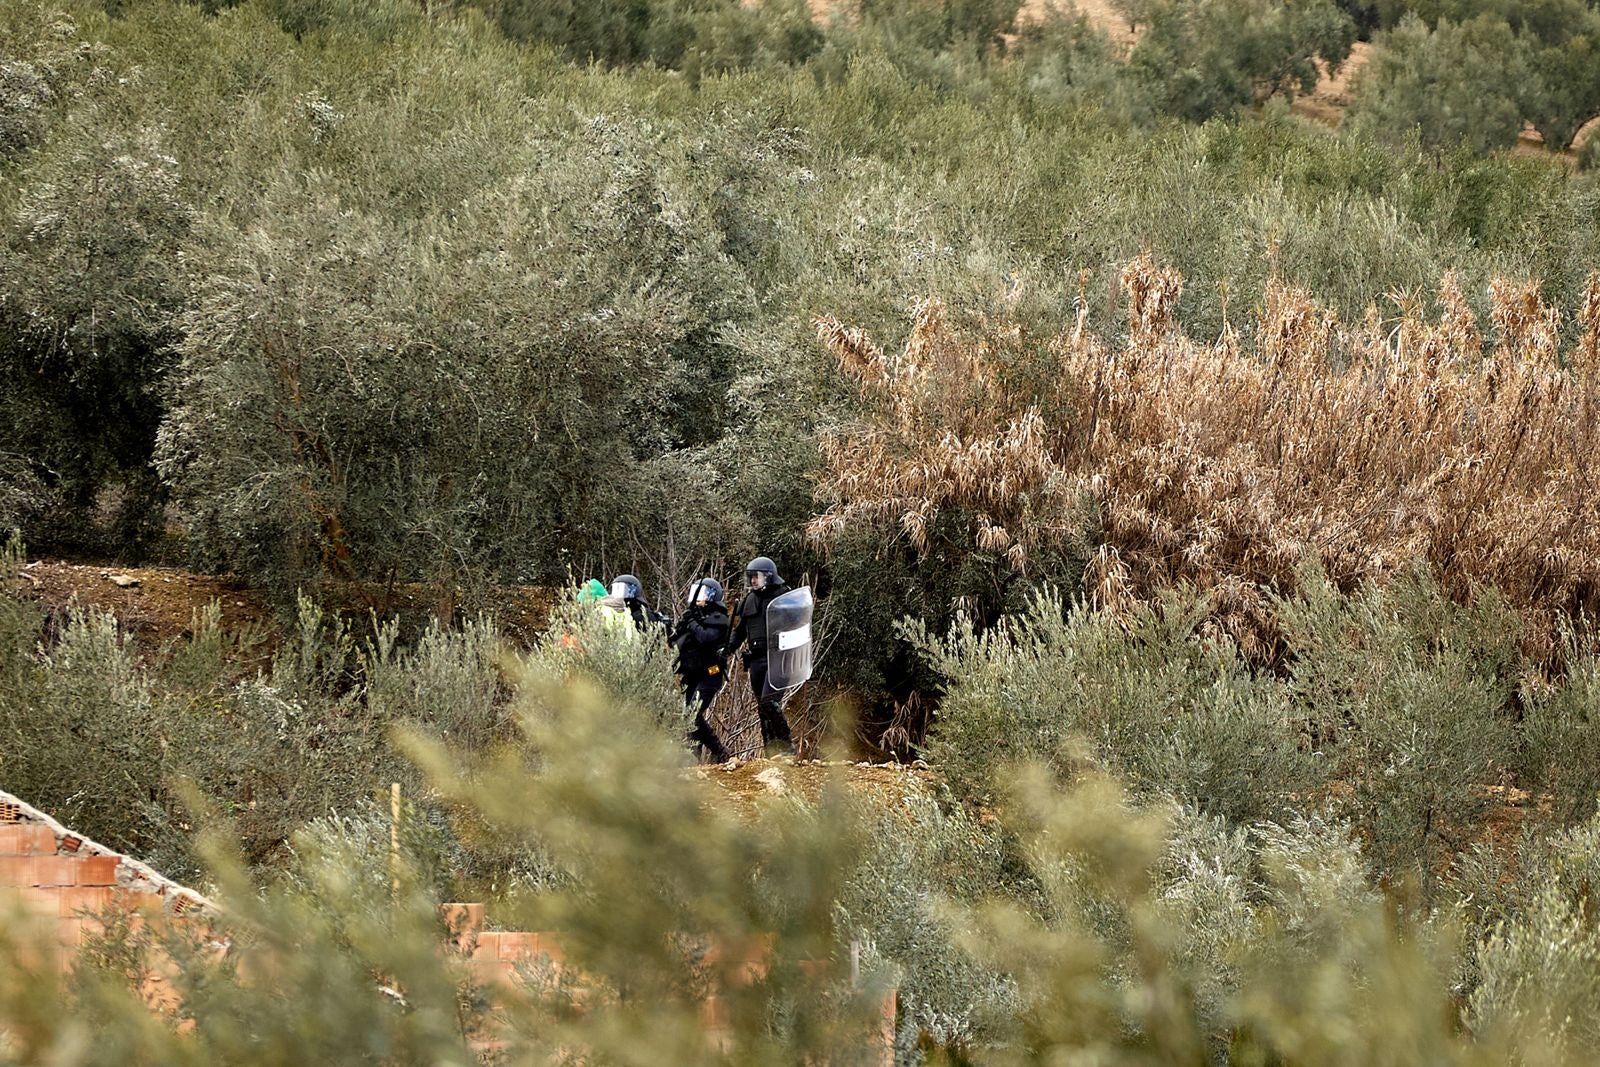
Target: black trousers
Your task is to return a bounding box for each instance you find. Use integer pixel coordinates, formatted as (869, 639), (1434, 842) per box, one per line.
(684, 675), (729, 762)
(745, 655), (794, 752)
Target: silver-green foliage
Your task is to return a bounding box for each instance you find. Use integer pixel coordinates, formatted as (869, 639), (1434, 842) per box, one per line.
(1277, 567), (1521, 893)
(1128, 0), (1357, 121)
(0, 582), (515, 879)
(1471, 810), (1600, 1058)
(908, 587), (1315, 824)
(835, 783), (1022, 1055)
(525, 595), (691, 737)
(157, 104), (748, 591)
(916, 570), (1529, 901)
(9, 662), (1600, 1063)
(1348, 14), (1533, 153)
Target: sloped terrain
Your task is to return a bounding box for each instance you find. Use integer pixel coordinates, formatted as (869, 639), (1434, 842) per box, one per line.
(5, 559), (559, 651)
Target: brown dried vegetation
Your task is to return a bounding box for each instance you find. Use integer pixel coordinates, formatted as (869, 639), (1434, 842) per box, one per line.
(812, 255), (1600, 658)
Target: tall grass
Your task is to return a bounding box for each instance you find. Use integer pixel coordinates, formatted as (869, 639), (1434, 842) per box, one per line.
(813, 258), (1600, 658)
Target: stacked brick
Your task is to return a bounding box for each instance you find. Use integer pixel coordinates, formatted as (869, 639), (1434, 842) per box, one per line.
(1, 790), (893, 1062)
(0, 788), (213, 971)
(441, 903), (896, 1063)
(442, 902), (566, 991)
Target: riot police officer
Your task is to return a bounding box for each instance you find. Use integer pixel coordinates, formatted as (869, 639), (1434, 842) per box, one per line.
(727, 556), (795, 755)
(671, 577), (731, 762)
(609, 573), (669, 635)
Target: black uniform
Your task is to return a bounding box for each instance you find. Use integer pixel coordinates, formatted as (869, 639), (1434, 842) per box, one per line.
(671, 604), (731, 762)
(728, 580), (795, 753)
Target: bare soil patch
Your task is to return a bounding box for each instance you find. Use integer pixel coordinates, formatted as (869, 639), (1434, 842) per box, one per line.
(695, 755), (936, 818)
(5, 558), (559, 652)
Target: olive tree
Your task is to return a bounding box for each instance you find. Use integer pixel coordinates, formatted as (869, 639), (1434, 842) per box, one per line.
(158, 118), (749, 597)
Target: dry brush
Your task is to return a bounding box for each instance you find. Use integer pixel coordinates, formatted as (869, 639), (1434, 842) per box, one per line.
(811, 255), (1600, 658)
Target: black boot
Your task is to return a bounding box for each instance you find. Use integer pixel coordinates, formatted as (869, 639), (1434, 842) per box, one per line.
(690, 714), (729, 763)
(757, 696), (794, 756)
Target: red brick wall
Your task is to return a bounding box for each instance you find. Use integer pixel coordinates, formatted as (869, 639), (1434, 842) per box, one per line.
(441, 903), (896, 1062)
(0, 790), (893, 1061)
(0, 790), (212, 971)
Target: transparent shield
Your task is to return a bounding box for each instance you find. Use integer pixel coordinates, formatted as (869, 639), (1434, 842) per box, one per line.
(765, 587), (815, 692)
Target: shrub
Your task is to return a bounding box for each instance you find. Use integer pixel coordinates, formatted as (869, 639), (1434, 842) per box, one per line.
(14, 665), (1600, 1062)
(1515, 629), (1600, 825)
(1128, 0), (1357, 121)
(1469, 810), (1600, 1056)
(525, 595), (689, 736)
(363, 615), (510, 755)
(1277, 567), (1522, 895)
(908, 588), (1316, 822)
(1347, 15), (1532, 154)
(0, 600), (182, 861)
(0, 579), (520, 878)
(1579, 127), (1600, 172)
(834, 781), (1022, 1053)
(0, 87), (189, 557)
(157, 114), (747, 596)
(951, 767), (1473, 1065)
(0, 4), (93, 163)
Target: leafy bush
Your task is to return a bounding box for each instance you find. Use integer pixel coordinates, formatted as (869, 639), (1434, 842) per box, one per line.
(521, 595), (689, 736)
(835, 781), (1023, 1053)
(0, 599), (181, 861)
(1515, 628), (1600, 825)
(909, 564), (1574, 908)
(1355, 0), (1600, 153)
(158, 111), (747, 595)
(1348, 15), (1533, 153)
(0, 5), (91, 161)
(364, 615), (509, 754)
(471, 0), (822, 74)
(14, 649), (1600, 1061)
(908, 588), (1316, 823)
(1277, 567), (1522, 894)
(0, 58), (189, 556)
(1128, 0), (1357, 121)
(1469, 809), (1600, 1056)
(0, 579), (517, 878)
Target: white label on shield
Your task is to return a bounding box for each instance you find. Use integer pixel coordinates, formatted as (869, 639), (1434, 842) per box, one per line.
(777, 624), (812, 651)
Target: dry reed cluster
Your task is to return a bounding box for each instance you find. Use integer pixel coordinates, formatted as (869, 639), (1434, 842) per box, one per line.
(812, 255), (1600, 658)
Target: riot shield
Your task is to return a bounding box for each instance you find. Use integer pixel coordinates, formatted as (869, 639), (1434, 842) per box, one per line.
(765, 586), (815, 695)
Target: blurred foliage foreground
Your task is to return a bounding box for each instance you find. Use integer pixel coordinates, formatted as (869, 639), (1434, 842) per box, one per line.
(9, 643), (1600, 1065)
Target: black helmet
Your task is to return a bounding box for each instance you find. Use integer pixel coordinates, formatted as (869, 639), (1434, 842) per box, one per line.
(745, 556), (782, 589)
(687, 577), (725, 607)
(610, 574), (642, 601)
